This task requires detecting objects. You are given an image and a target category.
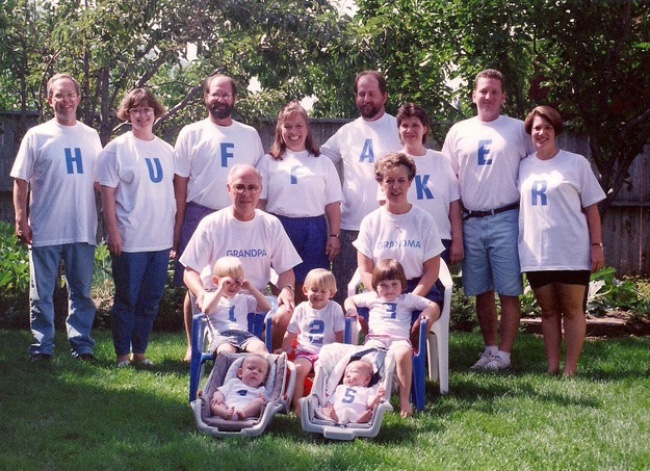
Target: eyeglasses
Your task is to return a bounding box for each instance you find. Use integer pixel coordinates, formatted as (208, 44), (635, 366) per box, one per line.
(129, 107), (154, 115)
(231, 184), (260, 194)
(52, 92), (78, 101)
(209, 93), (233, 101)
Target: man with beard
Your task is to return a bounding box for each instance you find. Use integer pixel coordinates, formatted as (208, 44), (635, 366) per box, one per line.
(173, 74), (264, 361)
(320, 70), (401, 304)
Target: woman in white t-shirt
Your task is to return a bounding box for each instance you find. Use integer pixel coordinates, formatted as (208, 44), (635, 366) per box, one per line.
(354, 153), (445, 335)
(257, 102), (342, 302)
(98, 88), (175, 367)
(518, 106), (605, 377)
(394, 103), (463, 266)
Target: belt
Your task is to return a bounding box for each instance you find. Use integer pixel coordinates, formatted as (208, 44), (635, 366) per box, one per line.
(462, 202), (519, 220)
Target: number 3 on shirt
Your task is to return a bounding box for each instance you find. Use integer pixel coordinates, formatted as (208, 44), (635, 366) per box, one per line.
(383, 303), (397, 319)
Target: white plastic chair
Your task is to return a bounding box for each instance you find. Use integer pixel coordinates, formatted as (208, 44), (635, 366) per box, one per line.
(426, 259), (451, 395)
(345, 258), (452, 395)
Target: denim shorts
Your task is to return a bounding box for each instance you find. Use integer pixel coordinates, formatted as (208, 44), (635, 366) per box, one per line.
(462, 209), (522, 297)
(209, 329), (257, 353)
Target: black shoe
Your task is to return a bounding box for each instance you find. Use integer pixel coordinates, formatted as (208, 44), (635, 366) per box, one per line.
(29, 353), (51, 363)
(77, 353), (96, 362)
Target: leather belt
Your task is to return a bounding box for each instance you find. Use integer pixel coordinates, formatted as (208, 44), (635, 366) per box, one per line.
(462, 202), (519, 220)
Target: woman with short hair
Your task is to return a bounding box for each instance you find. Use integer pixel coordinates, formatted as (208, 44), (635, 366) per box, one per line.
(519, 105), (605, 376)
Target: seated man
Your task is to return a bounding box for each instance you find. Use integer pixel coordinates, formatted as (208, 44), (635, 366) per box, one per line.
(179, 164), (302, 350)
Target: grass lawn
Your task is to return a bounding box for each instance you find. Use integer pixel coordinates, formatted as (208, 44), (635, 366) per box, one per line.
(1, 329), (649, 471)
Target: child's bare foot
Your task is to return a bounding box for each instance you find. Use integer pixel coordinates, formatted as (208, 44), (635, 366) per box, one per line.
(183, 347), (192, 363)
(399, 403), (413, 418)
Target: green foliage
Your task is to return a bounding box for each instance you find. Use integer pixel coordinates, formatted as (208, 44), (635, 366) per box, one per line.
(588, 267), (650, 317)
(0, 222), (30, 327)
(449, 272), (477, 331)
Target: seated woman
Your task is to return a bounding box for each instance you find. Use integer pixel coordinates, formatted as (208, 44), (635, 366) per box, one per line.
(518, 105), (605, 377)
(354, 152), (445, 312)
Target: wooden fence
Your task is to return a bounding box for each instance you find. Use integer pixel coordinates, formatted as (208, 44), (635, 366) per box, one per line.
(1, 112), (648, 276)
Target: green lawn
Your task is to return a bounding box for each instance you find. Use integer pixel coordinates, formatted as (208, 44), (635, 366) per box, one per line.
(1, 329), (649, 470)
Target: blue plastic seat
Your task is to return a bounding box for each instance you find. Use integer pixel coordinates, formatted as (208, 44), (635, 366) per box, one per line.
(188, 296), (277, 403)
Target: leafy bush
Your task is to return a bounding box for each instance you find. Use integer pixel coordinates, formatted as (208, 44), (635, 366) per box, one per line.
(587, 267), (650, 317)
(449, 271), (477, 331)
(0, 221), (30, 328)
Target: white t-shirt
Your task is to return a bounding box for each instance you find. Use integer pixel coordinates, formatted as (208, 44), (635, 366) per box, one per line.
(377, 149), (460, 239)
(10, 119), (101, 247)
(353, 205), (444, 280)
(179, 208), (302, 291)
(257, 150), (342, 217)
(518, 150), (606, 272)
(205, 293), (259, 337)
(217, 378), (268, 410)
(331, 384), (374, 423)
(173, 119), (263, 210)
(351, 291), (431, 339)
(97, 132), (175, 252)
(320, 113), (402, 230)
(287, 300), (345, 354)
(442, 115), (534, 211)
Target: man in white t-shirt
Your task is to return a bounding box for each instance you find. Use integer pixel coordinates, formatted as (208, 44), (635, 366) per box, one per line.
(173, 74), (264, 360)
(320, 71), (402, 304)
(180, 164), (302, 350)
(11, 73), (102, 362)
(442, 69), (534, 371)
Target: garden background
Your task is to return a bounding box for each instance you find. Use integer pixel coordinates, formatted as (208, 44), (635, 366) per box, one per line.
(1, 1), (649, 469)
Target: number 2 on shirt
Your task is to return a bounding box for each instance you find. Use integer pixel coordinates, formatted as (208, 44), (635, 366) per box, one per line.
(308, 319), (325, 344)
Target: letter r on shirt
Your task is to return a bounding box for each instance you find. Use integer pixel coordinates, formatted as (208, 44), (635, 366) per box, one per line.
(531, 180), (548, 206)
(478, 140), (493, 166)
(65, 147), (83, 174)
(220, 142), (235, 167)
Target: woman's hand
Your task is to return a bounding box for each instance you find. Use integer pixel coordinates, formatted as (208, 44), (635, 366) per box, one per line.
(591, 245), (605, 273)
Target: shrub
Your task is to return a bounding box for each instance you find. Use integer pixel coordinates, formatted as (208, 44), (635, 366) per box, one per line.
(0, 221), (30, 328)
(587, 267), (650, 317)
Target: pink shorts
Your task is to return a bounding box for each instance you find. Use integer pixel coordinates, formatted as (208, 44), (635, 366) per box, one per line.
(294, 351), (319, 366)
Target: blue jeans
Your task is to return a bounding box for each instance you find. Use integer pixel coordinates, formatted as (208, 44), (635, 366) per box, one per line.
(111, 250), (170, 356)
(29, 243), (96, 356)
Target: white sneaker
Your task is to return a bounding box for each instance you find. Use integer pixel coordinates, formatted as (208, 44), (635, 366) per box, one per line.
(470, 351), (494, 371)
(484, 355), (511, 371)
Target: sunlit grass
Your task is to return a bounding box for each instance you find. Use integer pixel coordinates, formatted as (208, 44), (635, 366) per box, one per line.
(1, 329), (649, 470)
